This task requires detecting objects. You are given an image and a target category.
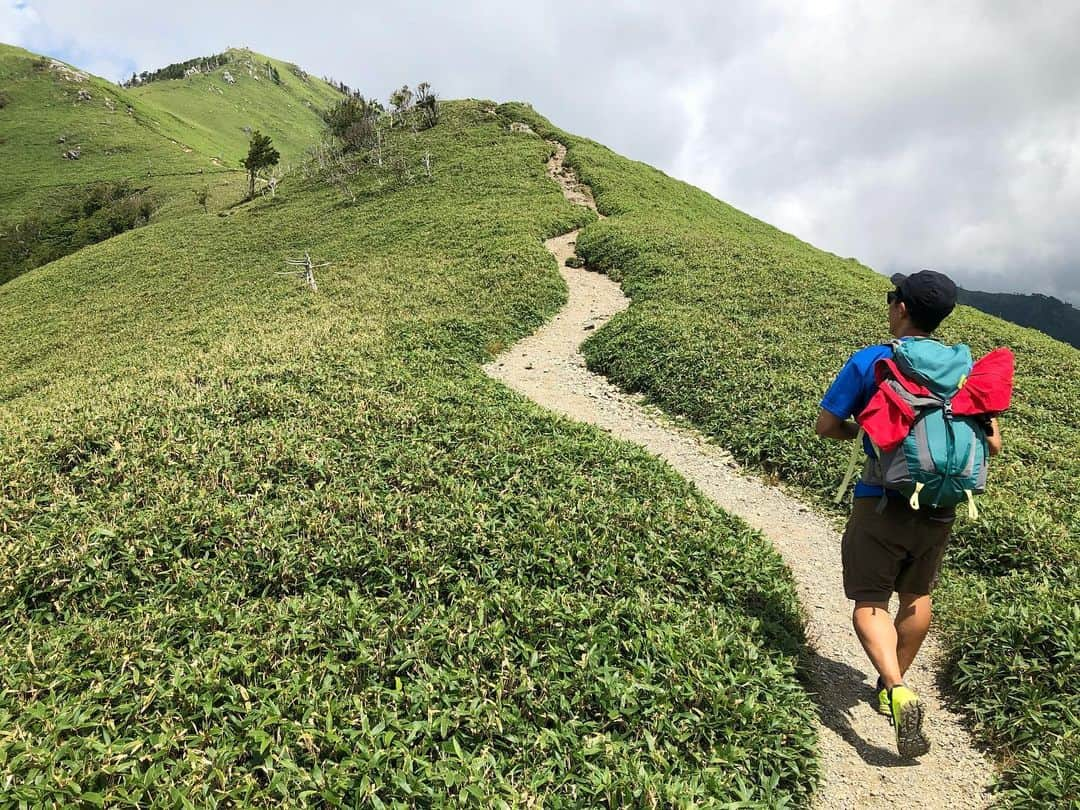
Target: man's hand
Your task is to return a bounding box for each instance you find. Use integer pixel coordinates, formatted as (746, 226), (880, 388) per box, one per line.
(816, 408), (861, 440)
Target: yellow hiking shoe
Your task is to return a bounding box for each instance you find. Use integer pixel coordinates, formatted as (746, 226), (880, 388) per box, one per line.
(874, 677), (890, 716)
(889, 684), (930, 758)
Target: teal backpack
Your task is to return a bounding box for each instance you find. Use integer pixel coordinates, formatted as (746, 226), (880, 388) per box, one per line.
(836, 338), (989, 518)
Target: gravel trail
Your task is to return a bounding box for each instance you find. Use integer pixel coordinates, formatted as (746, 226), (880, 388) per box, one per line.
(483, 139), (993, 808)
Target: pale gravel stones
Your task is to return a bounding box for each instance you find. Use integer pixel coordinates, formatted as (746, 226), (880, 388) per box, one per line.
(482, 141), (994, 808)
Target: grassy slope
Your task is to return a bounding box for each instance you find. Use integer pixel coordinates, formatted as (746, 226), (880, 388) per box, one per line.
(0, 102), (818, 806)
(0, 44), (231, 223)
(499, 104), (1080, 806)
(126, 48), (343, 168)
(1, 45), (343, 286)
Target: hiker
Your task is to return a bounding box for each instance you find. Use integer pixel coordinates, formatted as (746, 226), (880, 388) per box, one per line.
(815, 270), (1004, 758)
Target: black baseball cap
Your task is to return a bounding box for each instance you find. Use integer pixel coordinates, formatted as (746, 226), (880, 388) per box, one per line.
(890, 269), (957, 326)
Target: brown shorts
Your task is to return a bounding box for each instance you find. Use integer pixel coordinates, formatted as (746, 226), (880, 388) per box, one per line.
(841, 497), (955, 603)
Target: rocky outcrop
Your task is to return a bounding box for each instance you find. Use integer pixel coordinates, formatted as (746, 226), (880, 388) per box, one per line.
(49, 59), (89, 82)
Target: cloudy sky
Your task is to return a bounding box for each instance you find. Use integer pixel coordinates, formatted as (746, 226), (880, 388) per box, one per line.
(4, 0), (1078, 304)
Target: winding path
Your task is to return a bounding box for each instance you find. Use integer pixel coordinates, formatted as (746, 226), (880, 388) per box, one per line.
(483, 138), (993, 808)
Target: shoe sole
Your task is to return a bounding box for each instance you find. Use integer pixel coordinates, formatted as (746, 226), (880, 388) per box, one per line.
(895, 698), (931, 758)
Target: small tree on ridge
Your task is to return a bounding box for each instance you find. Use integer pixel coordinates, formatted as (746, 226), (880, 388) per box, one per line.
(242, 131), (280, 198)
(415, 82), (439, 129)
(389, 85), (413, 127)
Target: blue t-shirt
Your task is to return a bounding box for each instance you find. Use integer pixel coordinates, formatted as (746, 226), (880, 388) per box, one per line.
(820, 341), (904, 498)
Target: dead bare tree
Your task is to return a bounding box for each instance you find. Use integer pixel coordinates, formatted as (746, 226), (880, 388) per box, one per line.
(265, 168), (281, 198)
(302, 138), (359, 202)
(388, 149), (411, 185)
(278, 252), (329, 291)
(372, 124), (385, 167)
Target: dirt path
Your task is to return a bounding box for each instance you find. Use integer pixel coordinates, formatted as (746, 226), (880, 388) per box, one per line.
(483, 139), (993, 808)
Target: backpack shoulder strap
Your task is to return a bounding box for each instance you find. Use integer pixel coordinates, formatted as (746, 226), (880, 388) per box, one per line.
(833, 427), (866, 504)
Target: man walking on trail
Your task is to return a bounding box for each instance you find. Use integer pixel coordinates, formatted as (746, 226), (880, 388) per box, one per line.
(815, 270), (1001, 758)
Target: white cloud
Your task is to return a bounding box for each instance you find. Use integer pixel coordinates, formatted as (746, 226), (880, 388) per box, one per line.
(670, 1), (1080, 303)
(0, 0), (40, 43)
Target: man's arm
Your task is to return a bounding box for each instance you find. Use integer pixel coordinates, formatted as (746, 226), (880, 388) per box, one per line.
(816, 408), (861, 441)
(987, 417), (1002, 456)
(818, 349), (871, 441)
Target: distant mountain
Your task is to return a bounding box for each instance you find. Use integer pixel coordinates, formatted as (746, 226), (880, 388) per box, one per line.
(0, 44), (340, 221)
(124, 46), (343, 166)
(957, 287), (1080, 349)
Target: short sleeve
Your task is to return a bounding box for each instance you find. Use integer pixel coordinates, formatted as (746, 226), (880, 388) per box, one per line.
(820, 356), (866, 420)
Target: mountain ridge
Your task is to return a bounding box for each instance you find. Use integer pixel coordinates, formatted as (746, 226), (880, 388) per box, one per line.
(957, 286), (1080, 349)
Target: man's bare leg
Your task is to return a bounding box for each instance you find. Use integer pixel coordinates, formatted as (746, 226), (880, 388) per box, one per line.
(895, 593), (932, 677)
(853, 601), (903, 687)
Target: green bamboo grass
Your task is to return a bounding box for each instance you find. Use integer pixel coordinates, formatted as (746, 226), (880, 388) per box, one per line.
(0, 99), (817, 807)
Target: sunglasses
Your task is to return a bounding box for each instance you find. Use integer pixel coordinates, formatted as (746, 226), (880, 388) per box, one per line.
(887, 289), (903, 305)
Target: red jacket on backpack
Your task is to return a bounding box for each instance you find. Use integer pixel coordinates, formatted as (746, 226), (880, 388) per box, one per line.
(856, 347), (1014, 453)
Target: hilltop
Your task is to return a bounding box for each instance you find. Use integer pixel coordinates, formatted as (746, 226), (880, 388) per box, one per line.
(0, 44), (342, 283)
(1, 45), (1077, 806)
(124, 47), (344, 166)
(0, 43), (214, 221)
